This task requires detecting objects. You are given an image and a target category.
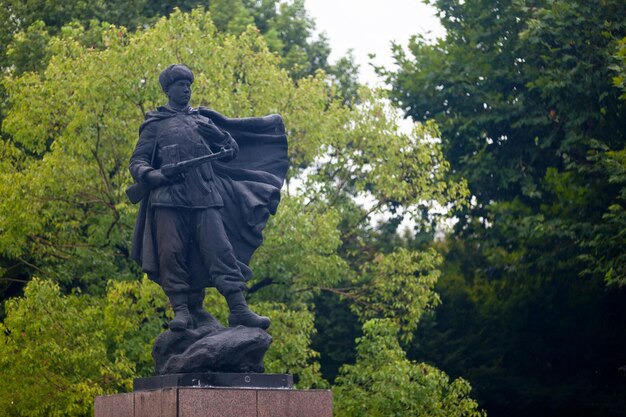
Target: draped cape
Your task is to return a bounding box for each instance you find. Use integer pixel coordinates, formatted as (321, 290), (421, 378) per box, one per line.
(130, 107), (288, 285)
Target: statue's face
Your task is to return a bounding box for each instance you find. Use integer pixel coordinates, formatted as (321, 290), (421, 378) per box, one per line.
(166, 79), (192, 108)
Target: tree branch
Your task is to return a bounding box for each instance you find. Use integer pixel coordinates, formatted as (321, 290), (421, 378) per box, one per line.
(247, 277), (274, 294)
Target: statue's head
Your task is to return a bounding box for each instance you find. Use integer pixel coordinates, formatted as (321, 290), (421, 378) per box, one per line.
(159, 64), (194, 108)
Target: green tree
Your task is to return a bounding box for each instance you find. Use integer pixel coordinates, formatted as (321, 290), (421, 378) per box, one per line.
(334, 319), (484, 417)
(382, 1), (626, 416)
(0, 8), (479, 415)
(0, 0), (360, 303)
(383, 0), (626, 286)
(0, 277), (166, 417)
(1, 0), (355, 91)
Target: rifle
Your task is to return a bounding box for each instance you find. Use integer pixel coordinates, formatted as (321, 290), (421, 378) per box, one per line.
(126, 148), (234, 204)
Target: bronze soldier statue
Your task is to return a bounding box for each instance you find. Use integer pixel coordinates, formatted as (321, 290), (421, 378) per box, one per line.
(128, 64), (288, 331)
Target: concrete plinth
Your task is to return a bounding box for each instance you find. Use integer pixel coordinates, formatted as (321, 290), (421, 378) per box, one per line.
(95, 388), (332, 417)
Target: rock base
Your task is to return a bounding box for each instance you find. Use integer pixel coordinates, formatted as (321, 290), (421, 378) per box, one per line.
(153, 320), (272, 374)
(95, 388), (332, 417)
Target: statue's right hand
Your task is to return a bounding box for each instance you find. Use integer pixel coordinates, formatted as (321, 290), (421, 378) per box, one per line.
(144, 169), (174, 187)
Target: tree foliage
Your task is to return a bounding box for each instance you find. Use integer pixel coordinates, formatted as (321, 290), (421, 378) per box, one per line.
(382, 1), (626, 416)
(0, 8), (478, 416)
(1, 0), (357, 95)
(383, 0), (626, 286)
(0, 278), (166, 416)
(334, 319), (484, 417)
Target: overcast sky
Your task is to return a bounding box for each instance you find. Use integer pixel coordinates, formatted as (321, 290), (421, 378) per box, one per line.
(305, 0), (445, 86)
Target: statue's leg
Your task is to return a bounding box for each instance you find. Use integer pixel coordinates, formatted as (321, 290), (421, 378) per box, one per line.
(167, 292), (192, 330)
(225, 290), (271, 330)
(155, 207), (193, 330)
(187, 288), (218, 328)
(195, 208), (270, 329)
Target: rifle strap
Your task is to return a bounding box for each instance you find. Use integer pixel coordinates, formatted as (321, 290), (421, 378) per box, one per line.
(150, 138), (158, 167)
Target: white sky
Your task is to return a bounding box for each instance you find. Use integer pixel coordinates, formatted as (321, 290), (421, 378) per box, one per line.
(305, 0), (445, 86)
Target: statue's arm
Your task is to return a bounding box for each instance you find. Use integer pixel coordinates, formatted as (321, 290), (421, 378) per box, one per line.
(130, 122), (158, 182)
(196, 112), (239, 162)
(210, 131), (238, 162)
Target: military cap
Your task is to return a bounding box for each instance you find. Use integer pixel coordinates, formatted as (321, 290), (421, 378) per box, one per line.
(159, 64), (194, 91)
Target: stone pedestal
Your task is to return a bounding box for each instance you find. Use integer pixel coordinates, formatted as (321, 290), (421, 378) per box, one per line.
(94, 387), (333, 417)
(134, 372), (293, 391)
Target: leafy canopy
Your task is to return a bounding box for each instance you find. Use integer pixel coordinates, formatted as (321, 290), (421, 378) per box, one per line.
(334, 319), (485, 417)
(0, 7), (479, 417)
(381, 1), (626, 416)
(1, 0), (358, 98)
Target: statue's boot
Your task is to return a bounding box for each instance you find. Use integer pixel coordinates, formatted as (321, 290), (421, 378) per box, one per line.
(226, 291), (271, 329)
(167, 293), (192, 331)
(188, 289), (217, 328)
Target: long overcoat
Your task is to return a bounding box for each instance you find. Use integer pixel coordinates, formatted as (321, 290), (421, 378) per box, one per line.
(130, 107), (288, 286)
